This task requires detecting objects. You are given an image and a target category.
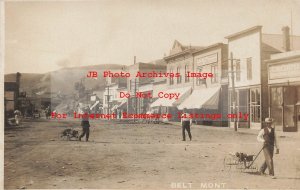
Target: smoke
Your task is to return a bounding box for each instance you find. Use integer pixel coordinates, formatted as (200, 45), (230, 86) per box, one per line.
(56, 59), (70, 68)
(56, 49), (85, 68)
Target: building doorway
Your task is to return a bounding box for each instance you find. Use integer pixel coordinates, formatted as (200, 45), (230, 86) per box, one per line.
(295, 105), (300, 132)
(283, 86), (297, 132)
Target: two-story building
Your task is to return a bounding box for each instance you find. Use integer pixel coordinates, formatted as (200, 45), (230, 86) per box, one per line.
(150, 40), (201, 121)
(225, 26), (300, 129)
(126, 61), (167, 115)
(178, 43), (228, 126)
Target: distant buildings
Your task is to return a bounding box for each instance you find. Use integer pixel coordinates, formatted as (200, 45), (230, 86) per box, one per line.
(4, 72), (21, 115)
(126, 61), (166, 115)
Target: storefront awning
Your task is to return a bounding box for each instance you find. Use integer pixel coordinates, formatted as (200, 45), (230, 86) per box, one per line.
(111, 104), (118, 111)
(117, 100), (127, 109)
(178, 86), (220, 110)
(150, 86), (192, 108)
(111, 100), (127, 111)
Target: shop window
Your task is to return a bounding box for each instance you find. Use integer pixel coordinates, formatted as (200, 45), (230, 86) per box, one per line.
(250, 88), (261, 123)
(270, 87), (283, 127)
(196, 66), (206, 86)
(185, 64), (190, 83)
(229, 90), (238, 122)
(177, 66), (182, 84)
(211, 65), (218, 83)
(283, 86), (296, 129)
(238, 89), (249, 124)
(247, 58), (252, 80)
(271, 87), (283, 106)
(284, 106), (295, 128)
(271, 106), (283, 126)
(169, 68), (174, 85)
(284, 86), (296, 105)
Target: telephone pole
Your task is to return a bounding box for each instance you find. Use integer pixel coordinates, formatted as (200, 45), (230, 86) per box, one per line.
(230, 52), (238, 131)
(105, 84), (111, 120)
(131, 78), (139, 122)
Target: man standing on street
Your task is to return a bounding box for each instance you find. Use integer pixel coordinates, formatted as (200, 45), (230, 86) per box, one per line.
(257, 117), (279, 178)
(79, 106), (91, 142)
(181, 108), (192, 141)
(14, 109), (22, 126)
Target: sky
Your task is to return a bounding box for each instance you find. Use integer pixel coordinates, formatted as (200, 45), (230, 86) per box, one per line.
(4, 0), (300, 74)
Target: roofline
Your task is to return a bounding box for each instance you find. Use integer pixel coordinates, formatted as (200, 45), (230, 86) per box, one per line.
(262, 33), (300, 38)
(164, 48), (197, 61)
(127, 62), (154, 68)
(153, 79), (167, 84)
(192, 43), (224, 55)
(265, 54), (300, 64)
(225, 26), (262, 40)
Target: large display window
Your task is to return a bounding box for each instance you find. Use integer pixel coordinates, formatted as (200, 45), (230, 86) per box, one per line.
(270, 87), (283, 127)
(270, 86), (299, 132)
(250, 88), (261, 123)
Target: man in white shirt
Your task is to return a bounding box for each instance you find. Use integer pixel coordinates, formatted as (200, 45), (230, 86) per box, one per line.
(181, 108), (192, 141)
(14, 109), (22, 126)
(257, 117), (279, 177)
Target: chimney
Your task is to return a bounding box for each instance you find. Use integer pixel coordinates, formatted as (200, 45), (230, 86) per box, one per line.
(16, 72), (21, 86)
(282, 26), (290, 51)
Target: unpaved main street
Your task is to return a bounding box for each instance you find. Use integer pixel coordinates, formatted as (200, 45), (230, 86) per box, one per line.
(4, 119), (300, 189)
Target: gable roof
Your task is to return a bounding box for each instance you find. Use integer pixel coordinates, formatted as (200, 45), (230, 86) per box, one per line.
(169, 40), (205, 56)
(169, 40), (185, 55)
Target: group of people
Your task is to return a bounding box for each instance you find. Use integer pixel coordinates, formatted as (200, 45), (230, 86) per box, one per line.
(76, 106), (281, 178)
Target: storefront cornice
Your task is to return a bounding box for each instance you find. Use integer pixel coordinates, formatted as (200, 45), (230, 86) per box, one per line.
(225, 25), (262, 41)
(164, 49), (195, 61)
(192, 43), (224, 55)
(265, 55), (300, 64)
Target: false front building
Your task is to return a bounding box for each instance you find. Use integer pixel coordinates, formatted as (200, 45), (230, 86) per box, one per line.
(151, 40), (228, 125)
(267, 51), (300, 132)
(225, 26), (300, 129)
(178, 43), (228, 126)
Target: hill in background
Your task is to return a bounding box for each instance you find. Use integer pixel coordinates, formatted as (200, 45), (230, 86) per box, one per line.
(5, 64), (126, 96)
(5, 64), (126, 112)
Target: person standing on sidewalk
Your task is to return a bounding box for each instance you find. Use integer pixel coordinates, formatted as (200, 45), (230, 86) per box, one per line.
(181, 108), (192, 141)
(79, 106), (91, 142)
(257, 117), (279, 178)
(14, 109), (22, 126)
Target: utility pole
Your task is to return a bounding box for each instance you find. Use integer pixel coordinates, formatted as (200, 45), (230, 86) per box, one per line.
(105, 84), (111, 120)
(135, 79), (138, 115)
(133, 79), (138, 122)
(230, 52), (238, 131)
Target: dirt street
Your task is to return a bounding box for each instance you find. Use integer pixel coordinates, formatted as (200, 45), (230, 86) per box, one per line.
(4, 119), (300, 189)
